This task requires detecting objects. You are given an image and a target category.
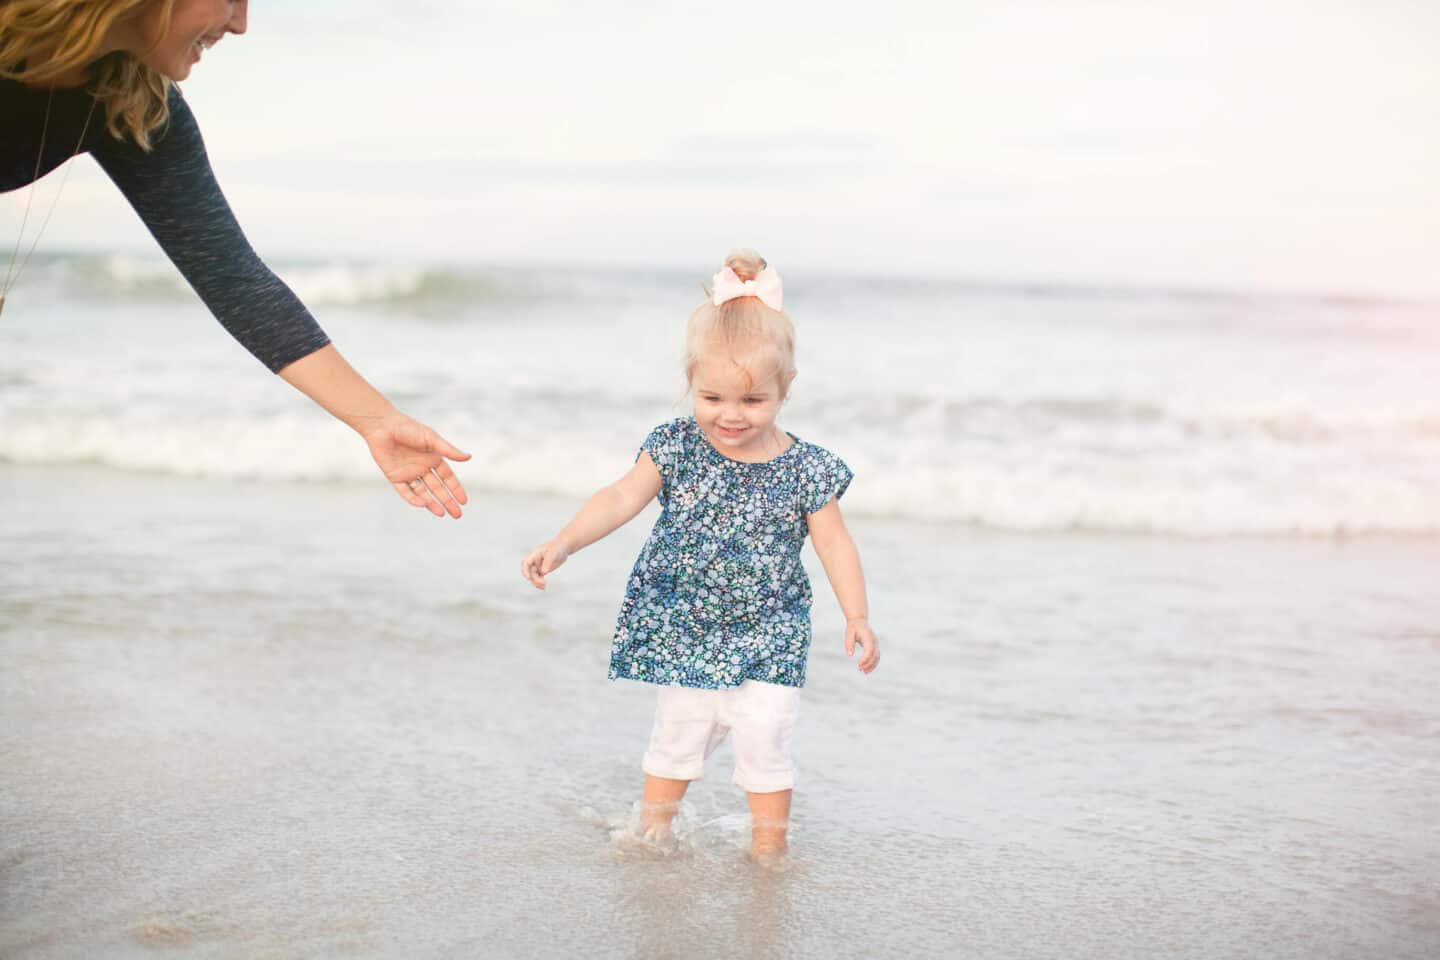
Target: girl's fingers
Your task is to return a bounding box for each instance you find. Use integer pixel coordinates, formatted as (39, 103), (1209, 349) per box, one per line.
(862, 641), (881, 672)
(852, 631), (879, 672)
(521, 551), (551, 589)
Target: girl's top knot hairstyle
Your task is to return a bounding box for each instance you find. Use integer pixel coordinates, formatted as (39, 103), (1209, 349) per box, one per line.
(686, 249), (797, 398)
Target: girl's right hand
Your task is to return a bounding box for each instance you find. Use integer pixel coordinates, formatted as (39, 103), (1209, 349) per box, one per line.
(521, 540), (570, 590)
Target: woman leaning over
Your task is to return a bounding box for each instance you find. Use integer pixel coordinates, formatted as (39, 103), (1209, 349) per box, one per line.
(0, 0), (469, 515)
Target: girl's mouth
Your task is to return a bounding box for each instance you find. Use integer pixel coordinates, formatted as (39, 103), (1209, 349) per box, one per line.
(716, 425), (747, 437)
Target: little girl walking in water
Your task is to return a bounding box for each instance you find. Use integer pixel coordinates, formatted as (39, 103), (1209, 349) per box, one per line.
(520, 250), (880, 862)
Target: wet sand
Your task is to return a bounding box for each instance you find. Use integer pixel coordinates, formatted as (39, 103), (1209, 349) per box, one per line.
(2, 464), (1438, 958)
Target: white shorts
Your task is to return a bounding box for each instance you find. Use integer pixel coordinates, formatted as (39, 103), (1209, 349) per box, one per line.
(642, 680), (801, 793)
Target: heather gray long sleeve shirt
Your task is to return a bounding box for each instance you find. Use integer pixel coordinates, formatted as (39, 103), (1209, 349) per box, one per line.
(2, 77), (330, 372)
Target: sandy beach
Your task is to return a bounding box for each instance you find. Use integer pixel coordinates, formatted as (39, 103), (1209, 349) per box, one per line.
(3, 462), (1438, 958)
(4, 1), (1438, 953)
(3, 255), (1438, 957)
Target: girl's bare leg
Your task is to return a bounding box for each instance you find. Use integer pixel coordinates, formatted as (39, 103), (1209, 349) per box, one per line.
(746, 789), (792, 860)
(639, 775), (690, 839)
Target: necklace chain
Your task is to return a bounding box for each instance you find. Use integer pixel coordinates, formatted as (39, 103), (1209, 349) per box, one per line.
(1, 89), (99, 318)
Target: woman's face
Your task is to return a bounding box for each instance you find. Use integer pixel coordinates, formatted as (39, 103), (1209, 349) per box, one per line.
(131, 0), (249, 80)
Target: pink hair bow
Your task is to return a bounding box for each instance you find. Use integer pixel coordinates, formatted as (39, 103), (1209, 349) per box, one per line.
(711, 265), (783, 310)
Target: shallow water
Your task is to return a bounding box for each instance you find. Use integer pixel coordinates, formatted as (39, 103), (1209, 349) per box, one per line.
(2, 464), (1438, 958)
(4, 255), (1439, 535)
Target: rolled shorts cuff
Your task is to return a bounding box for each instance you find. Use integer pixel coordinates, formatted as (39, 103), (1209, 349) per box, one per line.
(732, 770), (796, 794)
(641, 753), (705, 782)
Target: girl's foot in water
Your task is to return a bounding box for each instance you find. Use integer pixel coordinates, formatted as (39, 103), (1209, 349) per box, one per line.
(749, 815), (789, 866)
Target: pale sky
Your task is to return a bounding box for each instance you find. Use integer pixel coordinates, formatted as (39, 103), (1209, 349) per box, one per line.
(17, 0), (1440, 298)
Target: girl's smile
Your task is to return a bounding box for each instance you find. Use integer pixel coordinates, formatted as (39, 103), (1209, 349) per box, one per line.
(690, 352), (791, 462)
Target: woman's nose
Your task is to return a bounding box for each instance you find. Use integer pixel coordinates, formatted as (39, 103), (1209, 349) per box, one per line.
(228, 0), (249, 35)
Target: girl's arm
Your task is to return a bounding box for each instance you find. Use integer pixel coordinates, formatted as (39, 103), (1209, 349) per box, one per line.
(807, 499), (881, 673)
(521, 454), (663, 589)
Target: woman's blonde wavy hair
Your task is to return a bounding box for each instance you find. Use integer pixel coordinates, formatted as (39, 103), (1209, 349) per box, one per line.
(0, 0), (176, 151)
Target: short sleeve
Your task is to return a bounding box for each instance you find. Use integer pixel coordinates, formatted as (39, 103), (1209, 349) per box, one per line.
(799, 444), (854, 514)
(638, 419), (686, 484)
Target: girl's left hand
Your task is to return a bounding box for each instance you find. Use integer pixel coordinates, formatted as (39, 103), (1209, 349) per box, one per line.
(845, 618), (881, 673)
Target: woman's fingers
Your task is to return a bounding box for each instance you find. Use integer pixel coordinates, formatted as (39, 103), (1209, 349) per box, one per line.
(394, 479), (435, 512)
(433, 460), (469, 506)
(429, 430), (471, 462)
(409, 475), (446, 517)
(419, 469), (463, 519)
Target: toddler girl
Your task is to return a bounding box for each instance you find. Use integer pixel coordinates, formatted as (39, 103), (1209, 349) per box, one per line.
(520, 249), (880, 862)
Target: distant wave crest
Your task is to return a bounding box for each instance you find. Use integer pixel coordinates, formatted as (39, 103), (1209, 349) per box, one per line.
(1, 400), (1436, 537)
(18, 254), (550, 309)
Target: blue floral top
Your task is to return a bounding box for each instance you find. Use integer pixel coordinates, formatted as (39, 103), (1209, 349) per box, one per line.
(608, 416), (854, 689)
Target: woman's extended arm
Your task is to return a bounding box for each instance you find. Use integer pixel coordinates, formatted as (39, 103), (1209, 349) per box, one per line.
(520, 454), (663, 589)
(90, 89), (468, 515)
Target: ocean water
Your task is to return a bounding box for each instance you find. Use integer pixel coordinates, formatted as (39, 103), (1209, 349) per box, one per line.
(2, 254), (1439, 958)
(2, 252), (1438, 535)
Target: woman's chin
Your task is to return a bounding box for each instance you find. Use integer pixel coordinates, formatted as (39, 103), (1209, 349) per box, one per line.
(155, 61), (192, 81)
(154, 49), (199, 81)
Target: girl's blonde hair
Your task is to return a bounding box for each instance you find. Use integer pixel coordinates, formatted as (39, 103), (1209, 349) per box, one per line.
(0, 0), (176, 151)
(686, 248), (797, 398)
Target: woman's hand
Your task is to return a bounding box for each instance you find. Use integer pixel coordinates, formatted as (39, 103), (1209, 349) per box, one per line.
(361, 412), (471, 518)
(845, 617), (881, 674)
(275, 347), (471, 518)
(521, 539), (570, 590)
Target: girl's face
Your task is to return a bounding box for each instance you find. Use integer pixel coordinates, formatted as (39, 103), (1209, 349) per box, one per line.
(690, 352), (788, 461)
(125, 0), (249, 80)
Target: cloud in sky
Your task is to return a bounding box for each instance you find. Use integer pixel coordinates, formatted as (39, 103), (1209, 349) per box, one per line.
(19, 0), (1439, 297)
